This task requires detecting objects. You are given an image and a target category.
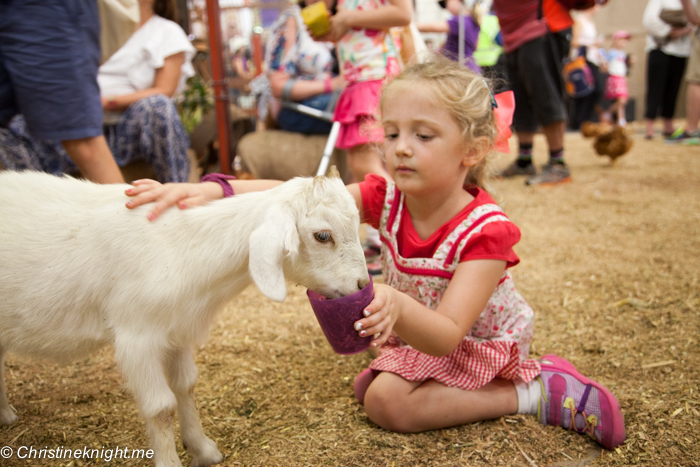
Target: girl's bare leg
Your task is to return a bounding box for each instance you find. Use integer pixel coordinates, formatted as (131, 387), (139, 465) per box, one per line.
(347, 143), (391, 182)
(363, 372), (518, 433)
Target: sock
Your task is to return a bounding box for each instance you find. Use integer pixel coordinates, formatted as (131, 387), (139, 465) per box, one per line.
(517, 143), (533, 167)
(549, 148), (564, 165)
(514, 379), (542, 415)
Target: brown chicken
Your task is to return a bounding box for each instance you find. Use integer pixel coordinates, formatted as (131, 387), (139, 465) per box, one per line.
(580, 122), (633, 166)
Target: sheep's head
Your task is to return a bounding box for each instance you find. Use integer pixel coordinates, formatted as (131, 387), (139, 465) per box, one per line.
(249, 167), (369, 302)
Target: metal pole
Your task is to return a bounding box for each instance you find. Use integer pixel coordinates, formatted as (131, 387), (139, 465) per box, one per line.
(458, 2), (464, 65)
(205, 0), (233, 174)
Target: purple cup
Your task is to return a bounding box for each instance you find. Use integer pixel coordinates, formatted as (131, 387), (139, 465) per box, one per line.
(307, 275), (374, 355)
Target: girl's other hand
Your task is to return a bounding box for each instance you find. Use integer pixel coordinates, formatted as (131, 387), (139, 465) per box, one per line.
(125, 180), (216, 221)
(326, 8), (352, 42)
(353, 283), (400, 348)
(331, 74), (346, 91)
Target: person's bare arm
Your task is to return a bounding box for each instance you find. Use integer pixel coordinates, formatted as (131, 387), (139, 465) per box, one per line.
(327, 0), (412, 40)
(268, 70), (344, 101)
(126, 178), (284, 220)
(354, 259), (507, 354)
(415, 21), (449, 33)
(101, 52), (185, 110)
(681, 0), (700, 26)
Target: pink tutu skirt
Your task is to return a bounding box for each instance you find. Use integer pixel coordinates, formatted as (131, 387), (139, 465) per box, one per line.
(604, 75), (628, 101)
(333, 80), (385, 149)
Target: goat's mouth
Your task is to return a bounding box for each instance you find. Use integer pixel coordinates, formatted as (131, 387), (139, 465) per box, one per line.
(308, 287), (343, 300)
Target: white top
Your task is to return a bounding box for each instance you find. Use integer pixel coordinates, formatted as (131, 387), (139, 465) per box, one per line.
(98, 15), (196, 97)
(573, 12), (602, 65)
(643, 0), (694, 57)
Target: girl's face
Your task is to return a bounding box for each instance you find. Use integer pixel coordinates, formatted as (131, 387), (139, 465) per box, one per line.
(381, 82), (479, 196)
(613, 37), (629, 50)
(446, 0), (461, 16)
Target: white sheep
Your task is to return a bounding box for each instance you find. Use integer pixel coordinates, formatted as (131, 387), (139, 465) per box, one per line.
(0, 170), (369, 467)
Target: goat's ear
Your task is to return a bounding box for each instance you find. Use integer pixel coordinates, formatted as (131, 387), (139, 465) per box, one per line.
(249, 206), (300, 302)
(328, 165), (340, 178)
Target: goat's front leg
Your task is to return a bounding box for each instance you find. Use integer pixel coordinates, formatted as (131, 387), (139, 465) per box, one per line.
(115, 336), (182, 467)
(166, 347), (222, 467)
(0, 345), (18, 425)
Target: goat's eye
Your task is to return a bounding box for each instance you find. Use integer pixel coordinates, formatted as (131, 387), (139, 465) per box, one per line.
(314, 231), (333, 243)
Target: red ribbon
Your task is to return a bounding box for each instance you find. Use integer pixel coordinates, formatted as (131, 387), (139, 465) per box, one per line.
(493, 90), (515, 154)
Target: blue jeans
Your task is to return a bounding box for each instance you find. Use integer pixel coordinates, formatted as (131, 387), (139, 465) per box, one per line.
(276, 92), (333, 135)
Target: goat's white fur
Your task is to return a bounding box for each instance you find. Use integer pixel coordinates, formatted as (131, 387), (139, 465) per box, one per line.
(0, 170), (368, 467)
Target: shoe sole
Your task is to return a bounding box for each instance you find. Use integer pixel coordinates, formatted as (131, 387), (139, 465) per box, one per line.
(540, 354), (626, 450)
(526, 176), (572, 187)
(353, 368), (379, 405)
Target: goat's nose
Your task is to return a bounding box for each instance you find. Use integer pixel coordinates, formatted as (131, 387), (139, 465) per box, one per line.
(358, 276), (370, 290)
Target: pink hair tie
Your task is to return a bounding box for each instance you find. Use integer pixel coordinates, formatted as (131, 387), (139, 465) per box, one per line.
(200, 173), (237, 198)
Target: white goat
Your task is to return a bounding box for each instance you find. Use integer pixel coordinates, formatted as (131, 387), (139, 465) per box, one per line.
(0, 170), (368, 467)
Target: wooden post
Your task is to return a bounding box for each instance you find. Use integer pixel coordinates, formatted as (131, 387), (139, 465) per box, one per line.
(205, 0), (232, 174)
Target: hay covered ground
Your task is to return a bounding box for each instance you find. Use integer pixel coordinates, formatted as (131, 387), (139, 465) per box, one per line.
(1, 129), (699, 466)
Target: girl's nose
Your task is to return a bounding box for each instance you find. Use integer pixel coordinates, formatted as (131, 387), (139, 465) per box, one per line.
(395, 136), (412, 157)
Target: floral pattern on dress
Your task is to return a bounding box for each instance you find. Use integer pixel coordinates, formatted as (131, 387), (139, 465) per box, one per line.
(336, 0), (401, 83)
(370, 183), (541, 389)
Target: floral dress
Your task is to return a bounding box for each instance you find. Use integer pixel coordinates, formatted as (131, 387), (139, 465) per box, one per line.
(369, 183), (542, 389)
(335, 0), (401, 83)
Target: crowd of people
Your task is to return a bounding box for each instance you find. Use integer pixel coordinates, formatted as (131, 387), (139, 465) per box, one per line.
(0, 0), (194, 184)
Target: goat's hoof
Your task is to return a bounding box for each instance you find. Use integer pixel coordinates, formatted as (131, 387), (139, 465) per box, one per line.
(189, 439), (223, 467)
(0, 406), (18, 425)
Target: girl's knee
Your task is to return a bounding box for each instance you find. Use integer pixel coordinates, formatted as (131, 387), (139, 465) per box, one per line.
(363, 388), (415, 433)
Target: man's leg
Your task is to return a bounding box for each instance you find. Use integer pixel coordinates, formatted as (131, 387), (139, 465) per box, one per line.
(62, 136), (124, 184)
(542, 120), (565, 153)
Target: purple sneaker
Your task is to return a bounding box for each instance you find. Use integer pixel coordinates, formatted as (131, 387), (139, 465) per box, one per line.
(537, 354), (626, 450)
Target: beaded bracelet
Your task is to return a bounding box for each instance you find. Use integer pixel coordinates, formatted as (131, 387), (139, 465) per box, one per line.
(200, 173), (237, 198)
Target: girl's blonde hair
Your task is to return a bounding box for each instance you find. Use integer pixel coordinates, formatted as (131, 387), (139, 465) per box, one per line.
(380, 55), (498, 190)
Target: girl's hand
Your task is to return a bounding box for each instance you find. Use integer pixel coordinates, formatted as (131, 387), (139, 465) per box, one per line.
(331, 74), (346, 92)
(125, 179), (221, 221)
(329, 7), (352, 37)
(353, 283), (400, 348)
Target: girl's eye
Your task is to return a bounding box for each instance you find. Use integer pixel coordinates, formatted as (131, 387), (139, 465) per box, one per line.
(385, 132), (398, 140)
(418, 134), (433, 141)
(314, 231), (333, 243)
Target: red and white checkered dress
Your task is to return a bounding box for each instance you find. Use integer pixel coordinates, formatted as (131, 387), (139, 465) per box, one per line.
(369, 183), (541, 390)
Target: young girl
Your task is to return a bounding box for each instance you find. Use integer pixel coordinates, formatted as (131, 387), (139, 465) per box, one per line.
(602, 30), (632, 127)
(124, 57), (626, 451)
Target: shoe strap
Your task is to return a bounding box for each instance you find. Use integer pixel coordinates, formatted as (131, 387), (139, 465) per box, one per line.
(577, 384), (592, 412)
(548, 374), (567, 427)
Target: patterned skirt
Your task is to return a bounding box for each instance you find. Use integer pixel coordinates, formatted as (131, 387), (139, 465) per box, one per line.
(0, 94), (190, 183)
(370, 336), (541, 390)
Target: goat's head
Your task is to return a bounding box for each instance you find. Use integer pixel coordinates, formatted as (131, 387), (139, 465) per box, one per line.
(249, 167), (369, 301)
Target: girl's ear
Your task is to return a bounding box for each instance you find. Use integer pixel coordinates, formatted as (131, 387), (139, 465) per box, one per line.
(461, 136), (489, 168)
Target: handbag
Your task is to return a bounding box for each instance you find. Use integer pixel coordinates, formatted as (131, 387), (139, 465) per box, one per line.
(562, 55), (595, 98)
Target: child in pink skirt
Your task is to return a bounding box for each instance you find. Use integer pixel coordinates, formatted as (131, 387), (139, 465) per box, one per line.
(603, 30), (632, 126)
(316, 0), (411, 182)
